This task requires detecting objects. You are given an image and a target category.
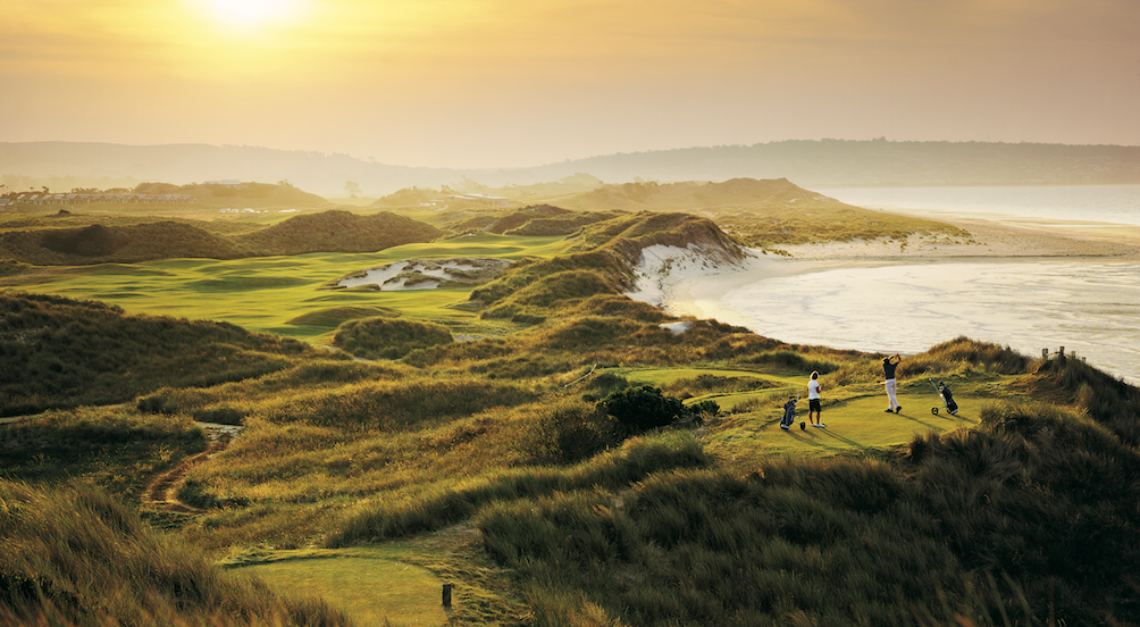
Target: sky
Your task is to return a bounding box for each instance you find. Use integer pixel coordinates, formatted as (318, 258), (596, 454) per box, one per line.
(2, 0), (1139, 168)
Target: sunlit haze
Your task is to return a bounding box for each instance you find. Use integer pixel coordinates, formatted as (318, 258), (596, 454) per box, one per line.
(201, 0), (306, 27)
(3, 0), (1139, 167)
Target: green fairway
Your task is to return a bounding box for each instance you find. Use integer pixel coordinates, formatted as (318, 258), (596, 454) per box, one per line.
(230, 548), (448, 626)
(704, 381), (1007, 467)
(7, 233), (574, 340)
(604, 365), (801, 388)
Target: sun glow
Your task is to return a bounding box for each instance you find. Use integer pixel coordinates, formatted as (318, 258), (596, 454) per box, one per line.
(202, 0), (302, 27)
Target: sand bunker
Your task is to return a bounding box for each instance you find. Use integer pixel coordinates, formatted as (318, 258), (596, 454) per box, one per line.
(337, 257), (512, 291)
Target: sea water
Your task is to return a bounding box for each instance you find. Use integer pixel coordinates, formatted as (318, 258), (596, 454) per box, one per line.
(695, 260), (1140, 383)
(815, 184), (1140, 226)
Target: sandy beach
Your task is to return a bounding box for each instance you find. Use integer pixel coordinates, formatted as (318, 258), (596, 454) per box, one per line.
(779, 216), (1140, 260)
(634, 213), (1140, 382)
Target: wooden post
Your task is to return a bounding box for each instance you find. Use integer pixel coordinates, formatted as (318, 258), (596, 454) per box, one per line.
(442, 583), (453, 609)
(1059, 346), (1065, 357)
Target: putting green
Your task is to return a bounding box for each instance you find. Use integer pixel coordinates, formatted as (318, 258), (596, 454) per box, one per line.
(232, 548), (448, 626)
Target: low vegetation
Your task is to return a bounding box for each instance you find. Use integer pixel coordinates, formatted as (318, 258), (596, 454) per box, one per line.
(0, 292), (305, 416)
(333, 316), (453, 359)
(236, 210), (442, 255)
(1, 199), (1135, 626)
(0, 209), (441, 265)
(0, 480), (347, 626)
(480, 401), (1139, 625)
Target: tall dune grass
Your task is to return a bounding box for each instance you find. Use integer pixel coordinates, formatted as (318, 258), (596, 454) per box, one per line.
(0, 480), (348, 626)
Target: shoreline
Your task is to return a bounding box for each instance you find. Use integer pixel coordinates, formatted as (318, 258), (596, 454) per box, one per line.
(778, 215), (1140, 261)
(661, 213), (1140, 322)
(640, 214), (1140, 382)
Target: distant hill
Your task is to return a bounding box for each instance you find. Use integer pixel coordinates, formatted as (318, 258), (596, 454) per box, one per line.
(554, 178), (845, 213)
(1, 180), (330, 213)
(4, 140), (1140, 195)
(499, 140), (1140, 188)
(235, 210), (443, 255)
(553, 178), (965, 246)
(0, 292), (306, 416)
(0, 142), (454, 197)
(0, 210), (442, 265)
(133, 181), (330, 208)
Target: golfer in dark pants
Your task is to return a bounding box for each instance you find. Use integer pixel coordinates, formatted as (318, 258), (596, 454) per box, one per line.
(807, 370), (824, 428)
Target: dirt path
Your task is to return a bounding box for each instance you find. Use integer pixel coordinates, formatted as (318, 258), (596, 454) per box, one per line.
(143, 422), (241, 513)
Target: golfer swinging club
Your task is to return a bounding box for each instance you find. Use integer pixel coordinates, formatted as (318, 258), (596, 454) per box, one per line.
(883, 354), (902, 413)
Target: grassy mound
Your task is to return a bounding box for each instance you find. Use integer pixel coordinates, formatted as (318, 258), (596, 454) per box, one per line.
(0, 409), (205, 497)
(135, 181), (331, 208)
(0, 292), (305, 416)
(469, 212), (741, 323)
(486, 204), (572, 234)
(1031, 354), (1140, 445)
(553, 177), (965, 246)
(0, 258), (28, 276)
(259, 377), (535, 429)
(0, 209), (441, 265)
(0, 480), (347, 626)
(286, 306), (400, 329)
(0, 221), (243, 265)
(329, 433), (708, 546)
(236, 210), (441, 255)
(333, 316), (453, 359)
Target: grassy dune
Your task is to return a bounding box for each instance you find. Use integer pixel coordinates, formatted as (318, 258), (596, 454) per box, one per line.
(0, 209), (442, 265)
(0, 480), (348, 626)
(1, 205), (1136, 625)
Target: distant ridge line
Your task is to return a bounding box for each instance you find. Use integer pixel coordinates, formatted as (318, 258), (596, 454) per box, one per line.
(3, 139), (1140, 195)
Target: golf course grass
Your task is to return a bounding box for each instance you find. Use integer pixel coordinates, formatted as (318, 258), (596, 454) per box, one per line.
(8, 233), (574, 340)
(230, 548), (447, 626)
(610, 365), (1014, 465)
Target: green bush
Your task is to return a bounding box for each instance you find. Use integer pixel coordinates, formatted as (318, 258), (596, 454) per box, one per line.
(332, 316), (453, 360)
(525, 399), (618, 464)
(191, 405), (246, 425)
(599, 385), (693, 433)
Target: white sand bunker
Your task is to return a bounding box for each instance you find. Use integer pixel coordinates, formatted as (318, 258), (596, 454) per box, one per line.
(337, 258), (513, 291)
(626, 244), (747, 306)
(659, 321), (693, 335)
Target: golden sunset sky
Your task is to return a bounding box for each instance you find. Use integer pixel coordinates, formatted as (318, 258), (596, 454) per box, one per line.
(2, 0), (1138, 166)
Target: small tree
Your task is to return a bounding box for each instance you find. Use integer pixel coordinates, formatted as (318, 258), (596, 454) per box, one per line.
(599, 385), (686, 433)
(344, 180), (361, 197)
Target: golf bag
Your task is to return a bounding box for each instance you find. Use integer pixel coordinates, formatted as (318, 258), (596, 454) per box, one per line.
(780, 397), (797, 429)
(929, 379), (959, 416)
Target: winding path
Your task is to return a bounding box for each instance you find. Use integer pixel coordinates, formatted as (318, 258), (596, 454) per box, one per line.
(143, 422), (242, 513)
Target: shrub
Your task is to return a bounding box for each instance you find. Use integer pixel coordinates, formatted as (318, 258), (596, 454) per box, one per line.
(525, 399), (618, 463)
(743, 349), (838, 374)
(599, 385), (691, 434)
(332, 316), (453, 360)
(191, 405), (246, 425)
